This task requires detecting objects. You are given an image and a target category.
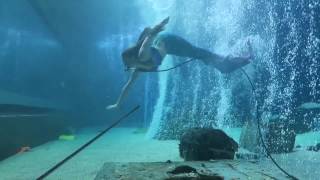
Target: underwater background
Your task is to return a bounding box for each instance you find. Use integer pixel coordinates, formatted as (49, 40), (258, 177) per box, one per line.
(0, 0), (319, 179)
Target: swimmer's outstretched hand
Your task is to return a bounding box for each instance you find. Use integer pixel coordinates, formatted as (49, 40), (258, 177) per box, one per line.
(246, 39), (254, 60)
(152, 17), (170, 35)
(106, 104), (119, 110)
(160, 17), (170, 26)
(241, 38), (254, 62)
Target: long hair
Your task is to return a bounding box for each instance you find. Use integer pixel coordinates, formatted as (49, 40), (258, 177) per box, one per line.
(122, 28), (151, 68)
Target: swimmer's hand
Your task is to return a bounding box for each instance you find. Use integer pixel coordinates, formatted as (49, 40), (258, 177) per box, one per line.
(246, 38), (254, 60)
(151, 17), (170, 35)
(159, 17), (170, 26)
(106, 104), (119, 110)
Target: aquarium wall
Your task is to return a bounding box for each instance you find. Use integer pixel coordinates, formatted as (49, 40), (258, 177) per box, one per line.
(0, 0), (153, 160)
(0, 0), (153, 127)
(0, 0), (64, 100)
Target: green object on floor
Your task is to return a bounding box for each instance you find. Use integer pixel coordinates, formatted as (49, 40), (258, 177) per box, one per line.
(59, 134), (75, 141)
(132, 128), (148, 134)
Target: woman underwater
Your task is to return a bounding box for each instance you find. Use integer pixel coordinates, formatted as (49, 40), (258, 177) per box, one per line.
(107, 17), (253, 110)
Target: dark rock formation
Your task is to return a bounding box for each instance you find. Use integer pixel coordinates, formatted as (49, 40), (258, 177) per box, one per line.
(179, 128), (238, 161)
(167, 165), (197, 175)
(307, 143), (320, 152)
(240, 117), (296, 154)
(265, 119), (296, 153)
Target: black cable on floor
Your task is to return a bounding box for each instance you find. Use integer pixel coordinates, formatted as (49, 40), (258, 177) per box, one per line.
(240, 68), (299, 180)
(36, 105), (140, 180)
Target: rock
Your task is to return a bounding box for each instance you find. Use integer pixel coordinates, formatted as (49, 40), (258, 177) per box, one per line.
(240, 117), (296, 154)
(179, 128), (238, 161)
(306, 146), (314, 151)
(307, 146), (317, 151)
(166, 165), (224, 180)
(306, 143), (320, 152)
(167, 165), (197, 174)
(265, 119), (296, 153)
(239, 121), (262, 153)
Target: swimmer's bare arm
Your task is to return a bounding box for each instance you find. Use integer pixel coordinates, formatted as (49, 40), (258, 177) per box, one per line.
(106, 69), (140, 110)
(138, 17), (170, 61)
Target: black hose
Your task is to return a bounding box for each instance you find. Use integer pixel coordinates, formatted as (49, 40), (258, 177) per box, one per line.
(125, 58), (197, 73)
(36, 105), (140, 180)
(240, 68), (299, 180)
(150, 58), (197, 72)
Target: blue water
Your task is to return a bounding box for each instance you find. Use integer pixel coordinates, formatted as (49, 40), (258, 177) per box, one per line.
(0, 0), (319, 179)
(144, 0), (320, 139)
